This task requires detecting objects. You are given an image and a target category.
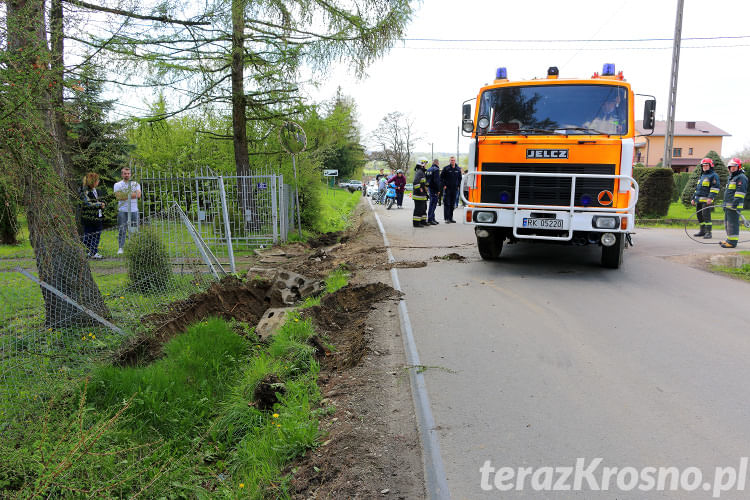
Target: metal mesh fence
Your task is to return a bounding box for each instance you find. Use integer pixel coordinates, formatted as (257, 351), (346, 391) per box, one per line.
(0, 204), (223, 423)
(136, 167), (296, 271)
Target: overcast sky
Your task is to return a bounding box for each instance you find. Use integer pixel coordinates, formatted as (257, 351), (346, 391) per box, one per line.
(309, 0), (750, 158)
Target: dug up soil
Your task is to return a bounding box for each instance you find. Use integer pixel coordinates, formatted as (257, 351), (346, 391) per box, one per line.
(115, 201), (426, 498)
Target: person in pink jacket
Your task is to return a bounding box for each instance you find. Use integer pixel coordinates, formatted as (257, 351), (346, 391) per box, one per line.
(387, 170), (407, 209)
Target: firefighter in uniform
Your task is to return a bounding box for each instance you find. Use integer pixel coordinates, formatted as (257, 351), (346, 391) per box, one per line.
(720, 157), (748, 248)
(691, 157), (720, 239)
(412, 158), (429, 227)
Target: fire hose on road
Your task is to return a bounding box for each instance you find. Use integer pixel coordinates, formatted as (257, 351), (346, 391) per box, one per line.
(684, 205), (750, 245)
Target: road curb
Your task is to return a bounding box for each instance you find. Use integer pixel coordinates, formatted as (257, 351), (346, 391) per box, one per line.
(367, 198), (451, 500)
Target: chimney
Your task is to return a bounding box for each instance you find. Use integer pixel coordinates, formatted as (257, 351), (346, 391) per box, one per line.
(687, 121), (696, 129)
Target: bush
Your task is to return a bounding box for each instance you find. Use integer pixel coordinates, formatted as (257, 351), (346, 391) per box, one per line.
(124, 226), (172, 293)
(633, 167), (674, 217)
(680, 151), (729, 206)
(673, 172), (691, 202)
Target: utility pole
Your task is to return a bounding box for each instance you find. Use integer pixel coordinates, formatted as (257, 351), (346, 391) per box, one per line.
(663, 0), (684, 171)
(430, 142), (434, 161)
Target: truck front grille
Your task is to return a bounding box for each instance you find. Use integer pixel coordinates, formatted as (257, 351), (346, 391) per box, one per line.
(479, 163), (616, 207)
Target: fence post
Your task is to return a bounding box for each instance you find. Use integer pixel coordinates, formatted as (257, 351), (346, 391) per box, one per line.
(280, 182), (288, 241)
(217, 176), (236, 273)
(271, 175), (279, 244)
(194, 177), (202, 235)
(175, 205), (223, 279)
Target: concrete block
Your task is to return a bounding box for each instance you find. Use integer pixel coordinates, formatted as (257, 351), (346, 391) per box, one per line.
(255, 307), (294, 341)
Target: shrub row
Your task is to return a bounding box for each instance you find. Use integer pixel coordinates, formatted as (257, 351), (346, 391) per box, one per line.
(633, 167), (674, 217)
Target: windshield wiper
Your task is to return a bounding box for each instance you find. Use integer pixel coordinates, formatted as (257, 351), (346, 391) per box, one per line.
(561, 127), (609, 135)
(517, 128), (562, 135)
(486, 128), (563, 135)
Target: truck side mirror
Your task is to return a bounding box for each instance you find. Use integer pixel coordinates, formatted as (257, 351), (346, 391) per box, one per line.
(462, 104), (473, 133)
(643, 99), (656, 130)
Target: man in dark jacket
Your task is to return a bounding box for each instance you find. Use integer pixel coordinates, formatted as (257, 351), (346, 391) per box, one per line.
(426, 159), (441, 225)
(691, 157), (720, 239)
(412, 158), (429, 227)
(720, 158), (748, 248)
(440, 156), (462, 223)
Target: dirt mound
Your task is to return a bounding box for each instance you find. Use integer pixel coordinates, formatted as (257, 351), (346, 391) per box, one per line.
(253, 373), (286, 411)
(435, 252), (466, 261)
(115, 276), (271, 365)
(308, 231), (345, 248)
(302, 283), (401, 370)
(385, 260), (427, 269)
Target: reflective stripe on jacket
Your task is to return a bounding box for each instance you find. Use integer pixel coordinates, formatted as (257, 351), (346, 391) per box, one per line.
(412, 167), (428, 201)
(724, 170), (748, 210)
(694, 169), (720, 202)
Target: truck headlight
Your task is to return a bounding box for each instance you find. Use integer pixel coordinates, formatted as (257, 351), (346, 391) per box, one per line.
(474, 211), (497, 223)
(601, 233), (617, 247)
(593, 216), (618, 229)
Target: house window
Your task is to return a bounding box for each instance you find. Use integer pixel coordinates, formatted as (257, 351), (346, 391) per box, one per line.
(673, 148), (682, 157)
(688, 147), (693, 155)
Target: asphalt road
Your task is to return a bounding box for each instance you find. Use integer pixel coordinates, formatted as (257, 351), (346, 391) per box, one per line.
(372, 195), (750, 499)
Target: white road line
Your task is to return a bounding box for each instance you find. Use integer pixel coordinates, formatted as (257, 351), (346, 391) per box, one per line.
(367, 197), (451, 500)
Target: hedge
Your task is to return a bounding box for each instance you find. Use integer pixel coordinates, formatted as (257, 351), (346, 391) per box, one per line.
(673, 172), (690, 202)
(633, 167), (674, 217)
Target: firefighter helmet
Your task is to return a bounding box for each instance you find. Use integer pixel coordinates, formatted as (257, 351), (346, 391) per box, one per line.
(728, 157), (742, 169)
(700, 158), (714, 168)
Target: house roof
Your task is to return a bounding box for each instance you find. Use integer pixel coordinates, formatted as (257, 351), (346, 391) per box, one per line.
(635, 120), (730, 137)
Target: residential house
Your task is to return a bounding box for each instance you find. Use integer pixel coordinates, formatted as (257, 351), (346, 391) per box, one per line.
(634, 120), (730, 172)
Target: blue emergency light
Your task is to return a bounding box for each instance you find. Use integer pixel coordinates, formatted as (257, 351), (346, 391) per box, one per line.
(496, 67), (507, 79)
(500, 191), (511, 203)
(602, 63), (615, 76)
(580, 194), (593, 206)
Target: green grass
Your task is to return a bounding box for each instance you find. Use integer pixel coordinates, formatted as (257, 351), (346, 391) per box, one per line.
(87, 318), (248, 437)
(665, 202), (730, 220)
(713, 264), (750, 281)
(300, 267), (349, 308)
(711, 251), (750, 281)
(637, 202), (750, 230)
(1, 267), (350, 498)
(312, 187), (361, 233)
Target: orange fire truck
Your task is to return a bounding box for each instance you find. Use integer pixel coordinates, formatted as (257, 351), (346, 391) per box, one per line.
(461, 64), (655, 268)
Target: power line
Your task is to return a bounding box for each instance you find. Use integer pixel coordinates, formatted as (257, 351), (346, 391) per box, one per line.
(392, 44), (750, 51)
(402, 35), (750, 43)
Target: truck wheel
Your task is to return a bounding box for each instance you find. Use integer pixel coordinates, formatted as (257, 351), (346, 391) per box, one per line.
(477, 232), (503, 260)
(601, 233), (624, 269)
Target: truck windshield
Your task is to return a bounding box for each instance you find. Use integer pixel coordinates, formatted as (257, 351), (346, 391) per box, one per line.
(478, 84), (628, 136)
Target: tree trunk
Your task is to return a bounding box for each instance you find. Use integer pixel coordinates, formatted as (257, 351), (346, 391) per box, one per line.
(230, 0), (259, 230)
(7, 0), (109, 328)
(0, 182), (19, 245)
(50, 0), (71, 184)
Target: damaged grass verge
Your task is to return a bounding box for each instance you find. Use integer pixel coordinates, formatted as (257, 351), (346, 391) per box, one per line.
(301, 267), (349, 309)
(1, 271), (350, 498)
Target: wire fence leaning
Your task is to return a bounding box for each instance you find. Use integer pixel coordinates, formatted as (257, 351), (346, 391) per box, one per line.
(137, 167), (297, 272)
(0, 204), (224, 425)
